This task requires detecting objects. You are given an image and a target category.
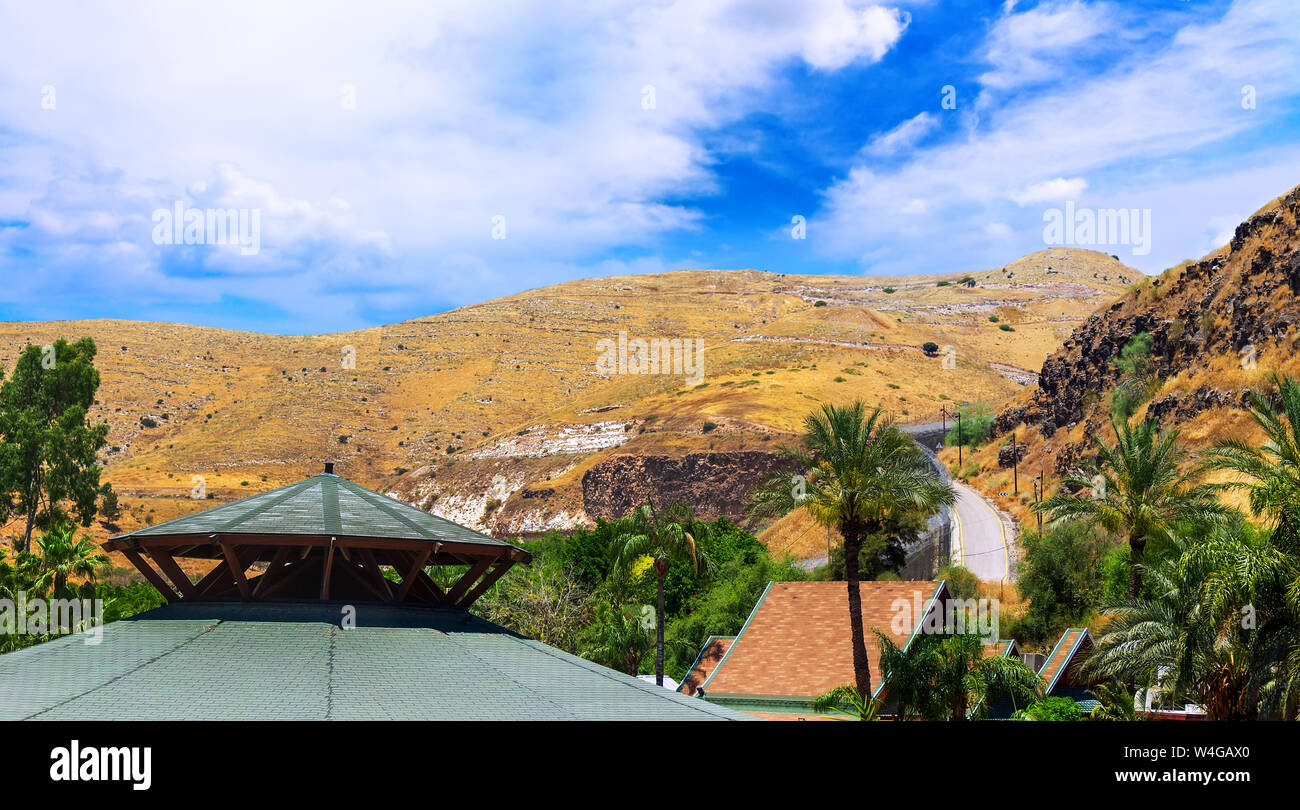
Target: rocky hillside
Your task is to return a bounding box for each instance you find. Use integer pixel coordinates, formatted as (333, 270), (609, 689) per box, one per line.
(0, 250), (1134, 559)
(965, 183), (1300, 523)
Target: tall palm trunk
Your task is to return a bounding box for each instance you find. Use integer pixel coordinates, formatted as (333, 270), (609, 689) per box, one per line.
(842, 523), (872, 698)
(655, 571), (666, 686)
(1128, 533), (1145, 598)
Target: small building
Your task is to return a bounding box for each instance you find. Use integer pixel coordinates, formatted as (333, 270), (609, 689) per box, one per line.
(691, 580), (957, 719)
(1038, 627), (1097, 706)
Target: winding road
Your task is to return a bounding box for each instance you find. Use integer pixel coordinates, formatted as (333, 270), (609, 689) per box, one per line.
(950, 481), (1014, 582)
(902, 422), (1016, 583)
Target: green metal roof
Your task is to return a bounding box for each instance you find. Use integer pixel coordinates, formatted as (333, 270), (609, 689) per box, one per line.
(0, 602), (752, 721)
(113, 473), (520, 554)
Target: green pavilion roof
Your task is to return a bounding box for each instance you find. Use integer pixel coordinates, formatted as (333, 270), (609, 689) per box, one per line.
(0, 602), (751, 721)
(104, 468), (530, 607)
(113, 471), (518, 553)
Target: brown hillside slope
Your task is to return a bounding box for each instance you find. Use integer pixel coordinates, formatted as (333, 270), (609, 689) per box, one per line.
(961, 183), (1300, 525)
(0, 250), (1133, 562)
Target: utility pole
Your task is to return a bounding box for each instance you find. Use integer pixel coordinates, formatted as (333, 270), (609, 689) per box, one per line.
(956, 412), (963, 467)
(1012, 432), (1018, 494)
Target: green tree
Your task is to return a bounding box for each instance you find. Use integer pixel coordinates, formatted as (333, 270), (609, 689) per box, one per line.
(610, 501), (711, 687)
(1015, 522), (1117, 642)
(1088, 681), (1140, 721)
(1013, 696), (1085, 721)
(0, 338), (110, 551)
(811, 685), (883, 721)
(580, 602), (657, 676)
(32, 522), (108, 597)
(1033, 417), (1225, 597)
(1082, 526), (1261, 720)
(750, 401), (954, 698)
(875, 631), (1042, 720)
(1198, 375), (1300, 718)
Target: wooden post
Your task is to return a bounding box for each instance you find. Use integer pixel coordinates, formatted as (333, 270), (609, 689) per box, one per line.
(393, 548), (431, 601)
(220, 539), (252, 599)
(149, 549), (198, 600)
(444, 557), (495, 605)
(319, 537), (336, 600)
(123, 548), (178, 603)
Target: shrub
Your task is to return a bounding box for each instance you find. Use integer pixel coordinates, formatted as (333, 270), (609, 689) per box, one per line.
(139, 416), (157, 428)
(701, 421), (717, 433)
(814, 300), (828, 307)
(999, 324), (1015, 332)
(922, 342), (940, 356)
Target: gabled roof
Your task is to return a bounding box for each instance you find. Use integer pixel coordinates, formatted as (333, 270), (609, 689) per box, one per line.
(1039, 628), (1094, 695)
(678, 635), (734, 697)
(984, 638), (1021, 659)
(697, 580), (949, 713)
(0, 602), (752, 721)
(111, 473), (520, 555)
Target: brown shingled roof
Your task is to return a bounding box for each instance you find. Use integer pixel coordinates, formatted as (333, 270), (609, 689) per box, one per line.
(700, 580), (948, 703)
(1039, 628), (1094, 694)
(679, 636), (734, 697)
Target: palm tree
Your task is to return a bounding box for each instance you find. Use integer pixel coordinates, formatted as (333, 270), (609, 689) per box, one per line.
(1034, 417), (1225, 597)
(1082, 528), (1259, 719)
(750, 401), (953, 698)
(1088, 681), (1140, 720)
(33, 522), (108, 597)
(875, 630), (1042, 720)
(811, 685), (883, 721)
(1197, 377), (1300, 719)
(609, 501), (711, 686)
(580, 602), (657, 676)
(1201, 373), (1300, 553)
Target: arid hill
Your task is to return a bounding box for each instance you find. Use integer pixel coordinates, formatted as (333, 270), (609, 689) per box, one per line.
(954, 184), (1300, 525)
(0, 249), (1134, 565)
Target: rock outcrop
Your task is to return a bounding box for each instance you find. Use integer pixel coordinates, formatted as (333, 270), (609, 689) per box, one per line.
(581, 451), (796, 522)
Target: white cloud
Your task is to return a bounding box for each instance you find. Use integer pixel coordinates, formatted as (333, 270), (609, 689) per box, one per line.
(1010, 177), (1089, 205)
(0, 0), (908, 329)
(815, 0), (1300, 274)
(980, 0), (1114, 89)
(862, 112), (938, 157)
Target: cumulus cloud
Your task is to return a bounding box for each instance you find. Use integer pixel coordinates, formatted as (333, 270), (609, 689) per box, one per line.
(1010, 177), (1089, 205)
(0, 0), (909, 331)
(815, 0), (1300, 274)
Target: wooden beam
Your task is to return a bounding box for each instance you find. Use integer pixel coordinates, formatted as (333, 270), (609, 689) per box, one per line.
(456, 562), (515, 609)
(252, 547), (290, 597)
(122, 548), (178, 603)
(443, 557), (495, 605)
(358, 548), (393, 601)
(385, 550), (445, 603)
(319, 537), (336, 600)
(393, 548), (431, 601)
(193, 560), (231, 596)
(334, 559), (390, 602)
(148, 549), (199, 599)
(258, 558), (314, 598)
(220, 540), (252, 599)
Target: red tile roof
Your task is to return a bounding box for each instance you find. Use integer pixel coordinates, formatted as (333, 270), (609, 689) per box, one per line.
(679, 636), (734, 697)
(700, 580), (947, 701)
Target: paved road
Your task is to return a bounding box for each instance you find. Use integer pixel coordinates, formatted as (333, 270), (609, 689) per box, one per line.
(950, 480), (1013, 582)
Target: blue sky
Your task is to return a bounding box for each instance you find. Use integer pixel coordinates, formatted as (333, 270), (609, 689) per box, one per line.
(1, 0), (1298, 334)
